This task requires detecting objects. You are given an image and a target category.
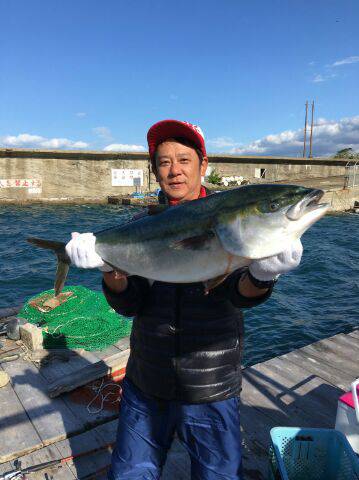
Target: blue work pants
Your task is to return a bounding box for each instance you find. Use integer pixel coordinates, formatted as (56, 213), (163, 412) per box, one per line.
(108, 377), (243, 480)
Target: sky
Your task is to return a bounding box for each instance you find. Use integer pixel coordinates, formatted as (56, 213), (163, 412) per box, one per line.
(1, 0), (359, 157)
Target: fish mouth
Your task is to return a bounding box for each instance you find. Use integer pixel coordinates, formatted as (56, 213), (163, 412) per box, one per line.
(286, 189), (329, 221)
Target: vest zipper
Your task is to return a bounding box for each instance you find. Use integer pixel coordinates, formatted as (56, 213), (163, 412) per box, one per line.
(174, 286), (181, 395)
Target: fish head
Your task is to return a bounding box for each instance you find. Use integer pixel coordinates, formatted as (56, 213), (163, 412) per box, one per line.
(216, 184), (329, 259)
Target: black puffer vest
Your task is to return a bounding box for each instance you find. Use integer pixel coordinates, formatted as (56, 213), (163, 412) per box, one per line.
(126, 278), (244, 403)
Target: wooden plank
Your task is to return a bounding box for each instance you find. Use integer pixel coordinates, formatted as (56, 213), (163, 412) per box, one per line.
(348, 330), (359, 339)
(0, 366), (43, 463)
(260, 357), (342, 422)
(92, 344), (120, 360)
(113, 336), (130, 351)
(36, 350), (94, 384)
(241, 374), (304, 428)
(34, 348), (98, 384)
(0, 339), (22, 356)
(1, 359), (84, 448)
(241, 361), (334, 428)
(35, 349), (124, 432)
(8, 444), (76, 480)
(38, 358), (119, 427)
(55, 423), (114, 479)
(68, 396), (118, 423)
(93, 419), (118, 444)
(62, 387), (119, 426)
(327, 333), (359, 352)
(48, 349), (130, 398)
(49, 349), (100, 378)
(0, 462), (13, 475)
(6, 420), (118, 479)
(0, 305), (22, 319)
(29, 349), (83, 363)
(280, 349), (352, 391)
(308, 335), (359, 359)
(300, 343), (359, 378)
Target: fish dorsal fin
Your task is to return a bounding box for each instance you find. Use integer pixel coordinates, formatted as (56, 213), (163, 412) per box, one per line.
(172, 231), (215, 250)
(147, 204), (170, 215)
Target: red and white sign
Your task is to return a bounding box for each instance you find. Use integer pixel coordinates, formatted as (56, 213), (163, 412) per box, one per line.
(0, 178), (42, 189)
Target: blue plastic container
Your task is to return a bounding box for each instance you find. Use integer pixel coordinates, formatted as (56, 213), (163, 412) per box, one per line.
(269, 427), (359, 480)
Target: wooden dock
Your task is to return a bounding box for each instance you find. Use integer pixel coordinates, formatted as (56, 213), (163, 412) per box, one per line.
(0, 329), (358, 479)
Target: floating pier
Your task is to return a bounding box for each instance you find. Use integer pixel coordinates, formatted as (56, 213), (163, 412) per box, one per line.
(108, 195), (158, 206)
(0, 325), (358, 479)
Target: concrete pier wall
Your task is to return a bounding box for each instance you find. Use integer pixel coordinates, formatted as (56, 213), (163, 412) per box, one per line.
(0, 148), (355, 209)
(0, 150), (150, 204)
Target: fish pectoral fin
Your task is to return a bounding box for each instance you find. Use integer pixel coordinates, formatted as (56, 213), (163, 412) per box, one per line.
(215, 219), (245, 257)
(171, 231), (215, 250)
(204, 273), (230, 294)
(147, 204), (170, 215)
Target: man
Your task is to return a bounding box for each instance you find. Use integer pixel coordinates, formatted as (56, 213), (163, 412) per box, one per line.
(66, 120), (303, 480)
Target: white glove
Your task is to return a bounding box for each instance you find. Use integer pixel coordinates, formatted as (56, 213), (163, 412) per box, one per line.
(65, 232), (113, 272)
(249, 239), (303, 282)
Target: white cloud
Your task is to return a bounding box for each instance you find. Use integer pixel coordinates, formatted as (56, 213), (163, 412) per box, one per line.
(103, 143), (146, 152)
(231, 116), (359, 157)
(332, 56), (359, 67)
(76, 112), (87, 117)
(312, 72), (337, 83)
(207, 137), (242, 150)
(92, 126), (113, 141)
(0, 133), (89, 149)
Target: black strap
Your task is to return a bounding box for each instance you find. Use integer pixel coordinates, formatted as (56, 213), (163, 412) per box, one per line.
(247, 269), (277, 289)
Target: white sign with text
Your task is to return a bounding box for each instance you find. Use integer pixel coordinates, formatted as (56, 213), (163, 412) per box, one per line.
(111, 169), (143, 187)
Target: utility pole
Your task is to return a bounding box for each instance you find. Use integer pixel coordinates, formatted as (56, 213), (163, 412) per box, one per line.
(303, 101), (308, 158)
(309, 100), (315, 158)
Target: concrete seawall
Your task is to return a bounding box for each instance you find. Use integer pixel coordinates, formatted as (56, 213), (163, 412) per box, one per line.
(0, 148), (357, 211)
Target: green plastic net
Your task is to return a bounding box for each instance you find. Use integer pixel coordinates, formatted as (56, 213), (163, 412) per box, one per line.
(19, 286), (132, 351)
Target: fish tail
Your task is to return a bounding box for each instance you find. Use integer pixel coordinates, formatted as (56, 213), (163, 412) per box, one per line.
(27, 237), (71, 296)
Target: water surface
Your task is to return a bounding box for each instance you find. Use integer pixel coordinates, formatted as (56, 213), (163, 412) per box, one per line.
(0, 205), (358, 366)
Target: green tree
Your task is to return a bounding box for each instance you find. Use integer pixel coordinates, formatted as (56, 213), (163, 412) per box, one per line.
(206, 169), (222, 185)
(334, 148), (359, 159)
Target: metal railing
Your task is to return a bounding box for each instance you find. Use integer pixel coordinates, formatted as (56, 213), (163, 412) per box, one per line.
(344, 160), (359, 188)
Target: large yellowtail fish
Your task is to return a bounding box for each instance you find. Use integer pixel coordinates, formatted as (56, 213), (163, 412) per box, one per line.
(28, 184), (329, 295)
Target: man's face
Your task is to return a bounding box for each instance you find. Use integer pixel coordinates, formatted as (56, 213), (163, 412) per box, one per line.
(154, 140), (208, 202)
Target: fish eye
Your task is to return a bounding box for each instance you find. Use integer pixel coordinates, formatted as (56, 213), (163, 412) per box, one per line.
(269, 201), (280, 211)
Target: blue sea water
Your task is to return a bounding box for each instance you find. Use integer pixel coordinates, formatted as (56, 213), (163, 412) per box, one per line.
(0, 205), (358, 366)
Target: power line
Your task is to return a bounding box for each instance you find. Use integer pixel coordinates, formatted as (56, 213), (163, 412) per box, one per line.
(309, 100), (315, 158)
